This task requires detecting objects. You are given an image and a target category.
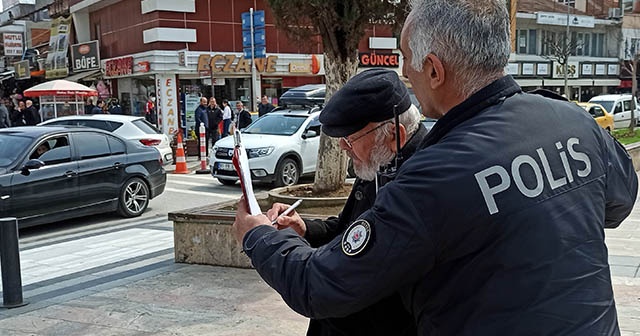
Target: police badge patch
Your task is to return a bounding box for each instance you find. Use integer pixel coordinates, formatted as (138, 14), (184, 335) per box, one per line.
(342, 219), (372, 256)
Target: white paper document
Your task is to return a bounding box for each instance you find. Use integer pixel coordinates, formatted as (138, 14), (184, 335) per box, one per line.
(232, 130), (262, 215)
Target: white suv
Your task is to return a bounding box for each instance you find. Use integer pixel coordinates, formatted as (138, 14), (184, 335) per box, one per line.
(210, 107), (322, 186)
(588, 94), (640, 129)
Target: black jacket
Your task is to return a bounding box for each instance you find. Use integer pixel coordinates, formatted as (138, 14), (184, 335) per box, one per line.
(24, 106), (40, 125)
(243, 76), (638, 335)
(237, 109), (252, 129)
(208, 106), (223, 130)
(303, 124), (427, 336)
(258, 102), (275, 117)
(10, 108), (25, 126)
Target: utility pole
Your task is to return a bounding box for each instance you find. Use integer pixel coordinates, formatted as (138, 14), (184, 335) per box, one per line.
(510, 0), (518, 52)
(564, 1), (570, 99)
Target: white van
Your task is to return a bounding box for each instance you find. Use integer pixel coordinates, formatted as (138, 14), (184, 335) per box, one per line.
(588, 94), (639, 129)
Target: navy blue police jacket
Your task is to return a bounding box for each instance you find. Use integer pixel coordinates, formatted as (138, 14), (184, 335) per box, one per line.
(243, 76), (638, 335)
(302, 124), (427, 336)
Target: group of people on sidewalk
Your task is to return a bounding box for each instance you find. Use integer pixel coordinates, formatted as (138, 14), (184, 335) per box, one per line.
(83, 97), (124, 116)
(0, 97), (41, 128)
(193, 95), (275, 157)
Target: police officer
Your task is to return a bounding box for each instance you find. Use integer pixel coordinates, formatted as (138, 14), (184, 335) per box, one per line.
(233, 0), (638, 334)
(267, 69), (426, 336)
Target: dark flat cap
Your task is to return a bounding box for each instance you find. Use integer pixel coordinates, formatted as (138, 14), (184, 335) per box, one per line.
(320, 68), (411, 137)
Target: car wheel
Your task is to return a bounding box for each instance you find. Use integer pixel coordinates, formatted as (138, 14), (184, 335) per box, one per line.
(218, 178), (236, 186)
(117, 177), (150, 218)
(274, 157), (299, 187)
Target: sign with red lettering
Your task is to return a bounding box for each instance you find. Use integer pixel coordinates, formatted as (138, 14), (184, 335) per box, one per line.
(105, 57), (133, 77)
(3, 33), (23, 57)
(358, 52), (399, 68)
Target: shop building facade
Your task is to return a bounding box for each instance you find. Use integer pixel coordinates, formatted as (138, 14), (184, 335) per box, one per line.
(509, 7), (622, 101)
(67, 0), (397, 136)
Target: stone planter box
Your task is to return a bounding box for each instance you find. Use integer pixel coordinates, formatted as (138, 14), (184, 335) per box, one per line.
(169, 195), (333, 268)
(626, 142), (640, 172)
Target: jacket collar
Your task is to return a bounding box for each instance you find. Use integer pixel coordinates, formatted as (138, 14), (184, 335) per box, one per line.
(379, 122), (428, 177)
(420, 75), (521, 148)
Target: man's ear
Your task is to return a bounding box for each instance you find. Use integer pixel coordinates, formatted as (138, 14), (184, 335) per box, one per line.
(389, 123), (407, 153)
(424, 54), (446, 90)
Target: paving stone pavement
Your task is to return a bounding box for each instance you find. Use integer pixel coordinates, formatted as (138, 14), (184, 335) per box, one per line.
(1, 179), (640, 335)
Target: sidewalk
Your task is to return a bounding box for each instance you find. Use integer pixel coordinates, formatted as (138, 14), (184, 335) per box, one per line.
(164, 155), (205, 174)
(1, 185), (639, 335)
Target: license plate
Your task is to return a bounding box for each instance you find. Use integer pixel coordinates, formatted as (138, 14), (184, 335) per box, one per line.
(218, 162), (234, 171)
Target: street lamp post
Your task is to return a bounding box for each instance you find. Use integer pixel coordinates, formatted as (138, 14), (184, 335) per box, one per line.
(564, 1), (570, 99)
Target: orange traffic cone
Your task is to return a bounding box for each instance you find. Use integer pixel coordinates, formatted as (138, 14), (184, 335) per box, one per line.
(174, 131), (189, 174)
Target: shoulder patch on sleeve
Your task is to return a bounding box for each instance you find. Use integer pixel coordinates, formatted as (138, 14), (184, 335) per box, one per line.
(342, 219), (372, 256)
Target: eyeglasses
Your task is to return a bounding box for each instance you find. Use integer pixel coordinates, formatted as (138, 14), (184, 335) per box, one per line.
(341, 121), (392, 149)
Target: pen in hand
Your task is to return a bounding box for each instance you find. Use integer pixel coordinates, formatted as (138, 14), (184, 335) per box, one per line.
(271, 199), (303, 225)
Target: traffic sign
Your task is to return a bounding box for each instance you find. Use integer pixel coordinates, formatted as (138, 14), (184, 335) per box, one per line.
(241, 10), (265, 30)
(253, 10), (265, 28)
(242, 30), (265, 48)
(243, 46), (266, 59)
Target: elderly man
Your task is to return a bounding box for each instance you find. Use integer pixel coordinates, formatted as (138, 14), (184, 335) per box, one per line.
(234, 0), (638, 334)
(24, 99), (41, 125)
(267, 69), (425, 336)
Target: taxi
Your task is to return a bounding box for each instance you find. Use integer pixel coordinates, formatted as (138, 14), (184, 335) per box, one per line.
(575, 102), (614, 132)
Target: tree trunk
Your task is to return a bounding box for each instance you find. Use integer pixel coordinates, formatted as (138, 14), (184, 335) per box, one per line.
(313, 54), (359, 194)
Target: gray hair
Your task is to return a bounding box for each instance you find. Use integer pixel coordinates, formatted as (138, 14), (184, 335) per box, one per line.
(406, 0), (510, 97)
(375, 104), (423, 141)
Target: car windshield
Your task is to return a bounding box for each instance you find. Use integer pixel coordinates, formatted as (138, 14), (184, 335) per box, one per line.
(242, 114), (308, 135)
(132, 119), (161, 134)
(589, 100), (613, 113)
(0, 134), (32, 167)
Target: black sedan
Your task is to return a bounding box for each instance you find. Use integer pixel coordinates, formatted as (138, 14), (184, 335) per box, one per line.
(0, 126), (166, 228)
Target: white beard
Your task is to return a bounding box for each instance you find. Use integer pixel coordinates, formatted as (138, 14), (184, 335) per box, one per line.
(353, 139), (396, 181)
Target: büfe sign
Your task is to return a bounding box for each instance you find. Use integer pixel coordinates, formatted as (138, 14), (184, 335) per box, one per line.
(71, 40), (100, 72)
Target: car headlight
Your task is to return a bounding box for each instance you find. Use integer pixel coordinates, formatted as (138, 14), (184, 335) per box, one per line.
(247, 146), (274, 158)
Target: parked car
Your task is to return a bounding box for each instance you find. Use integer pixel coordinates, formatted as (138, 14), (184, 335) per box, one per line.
(0, 126), (166, 228)
(39, 114), (173, 165)
(210, 107), (322, 186)
(575, 102), (614, 132)
(279, 84), (326, 106)
(588, 94), (639, 129)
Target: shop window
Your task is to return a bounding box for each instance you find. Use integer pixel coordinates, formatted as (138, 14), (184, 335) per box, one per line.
(517, 29), (537, 55)
(591, 33), (605, 57)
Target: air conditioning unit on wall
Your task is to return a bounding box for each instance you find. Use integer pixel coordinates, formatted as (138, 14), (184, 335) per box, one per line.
(608, 7), (623, 19)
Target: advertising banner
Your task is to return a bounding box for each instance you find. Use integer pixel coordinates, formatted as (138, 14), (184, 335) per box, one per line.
(3, 33), (23, 57)
(14, 60), (30, 79)
(155, 74), (179, 137)
(45, 16), (72, 79)
(70, 40), (100, 72)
